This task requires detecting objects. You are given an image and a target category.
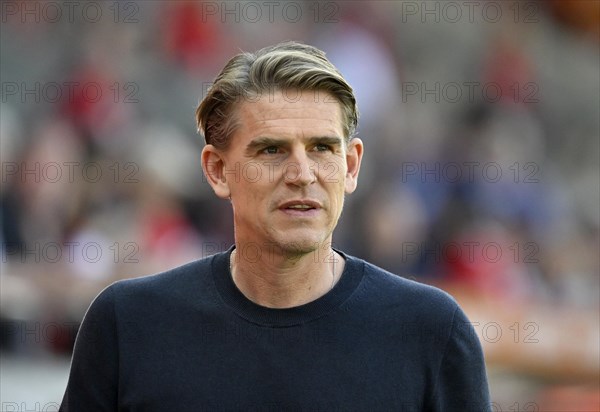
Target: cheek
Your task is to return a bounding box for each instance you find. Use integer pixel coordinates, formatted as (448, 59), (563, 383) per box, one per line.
(327, 181), (346, 210)
(317, 157), (345, 180)
(247, 180), (271, 206)
(238, 167), (267, 192)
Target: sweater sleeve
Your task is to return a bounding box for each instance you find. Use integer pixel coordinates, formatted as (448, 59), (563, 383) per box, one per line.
(60, 285), (119, 411)
(428, 305), (491, 412)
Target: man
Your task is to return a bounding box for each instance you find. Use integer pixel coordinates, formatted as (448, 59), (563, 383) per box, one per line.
(61, 42), (491, 411)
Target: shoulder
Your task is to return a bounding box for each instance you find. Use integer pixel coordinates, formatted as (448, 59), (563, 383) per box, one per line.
(115, 252), (220, 291)
(341, 254), (483, 361)
(349, 254), (459, 311)
(342, 253), (462, 328)
(90, 252), (223, 312)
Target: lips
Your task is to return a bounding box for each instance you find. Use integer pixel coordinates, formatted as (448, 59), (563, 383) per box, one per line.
(278, 199), (321, 212)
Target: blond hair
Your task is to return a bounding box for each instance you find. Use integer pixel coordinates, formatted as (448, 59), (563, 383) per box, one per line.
(196, 41), (358, 149)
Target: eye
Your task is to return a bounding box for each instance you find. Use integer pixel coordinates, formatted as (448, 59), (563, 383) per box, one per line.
(262, 146), (280, 155)
(313, 143), (332, 152)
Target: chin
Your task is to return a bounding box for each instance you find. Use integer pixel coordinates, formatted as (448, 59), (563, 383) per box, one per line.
(271, 231), (327, 256)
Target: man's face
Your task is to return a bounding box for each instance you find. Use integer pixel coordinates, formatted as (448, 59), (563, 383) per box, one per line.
(204, 89), (363, 256)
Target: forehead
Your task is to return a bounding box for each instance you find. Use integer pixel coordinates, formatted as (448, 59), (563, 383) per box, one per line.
(233, 89), (344, 139)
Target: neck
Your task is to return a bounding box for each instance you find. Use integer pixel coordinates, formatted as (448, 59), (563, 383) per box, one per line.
(229, 243), (343, 309)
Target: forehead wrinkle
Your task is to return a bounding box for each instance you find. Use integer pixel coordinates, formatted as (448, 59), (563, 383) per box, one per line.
(236, 93), (344, 139)
(253, 108), (343, 132)
(250, 124), (342, 142)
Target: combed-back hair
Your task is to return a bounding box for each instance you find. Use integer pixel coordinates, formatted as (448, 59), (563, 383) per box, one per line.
(196, 41), (358, 149)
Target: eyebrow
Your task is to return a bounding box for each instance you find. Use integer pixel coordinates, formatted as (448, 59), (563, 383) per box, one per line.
(244, 136), (343, 156)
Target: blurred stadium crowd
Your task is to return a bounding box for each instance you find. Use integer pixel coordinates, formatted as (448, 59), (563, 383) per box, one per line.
(1, 0), (598, 409)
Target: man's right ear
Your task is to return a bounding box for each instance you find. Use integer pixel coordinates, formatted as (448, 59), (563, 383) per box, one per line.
(201, 145), (231, 199)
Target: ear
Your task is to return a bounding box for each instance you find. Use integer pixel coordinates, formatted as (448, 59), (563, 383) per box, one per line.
(201, 145), (231, 199)
(344, 137), (364, 194)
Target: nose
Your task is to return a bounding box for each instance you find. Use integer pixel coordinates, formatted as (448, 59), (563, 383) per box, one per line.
(283, 149), (316, 187)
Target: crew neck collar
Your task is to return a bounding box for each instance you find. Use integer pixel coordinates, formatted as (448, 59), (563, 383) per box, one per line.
(211, 245), (364, 327)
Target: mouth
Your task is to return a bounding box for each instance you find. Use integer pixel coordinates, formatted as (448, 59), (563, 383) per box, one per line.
(278, 200), (321, 215)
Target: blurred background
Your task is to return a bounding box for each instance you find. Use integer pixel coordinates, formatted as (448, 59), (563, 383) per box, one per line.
(1, 0), (598, 410)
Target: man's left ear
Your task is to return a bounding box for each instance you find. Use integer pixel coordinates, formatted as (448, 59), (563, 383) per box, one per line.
(344, 137), (364, 194)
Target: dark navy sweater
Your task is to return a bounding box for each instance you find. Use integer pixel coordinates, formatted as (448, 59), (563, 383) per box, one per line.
(60, 248), (491, 411)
